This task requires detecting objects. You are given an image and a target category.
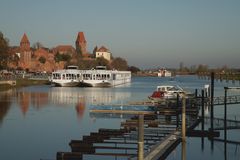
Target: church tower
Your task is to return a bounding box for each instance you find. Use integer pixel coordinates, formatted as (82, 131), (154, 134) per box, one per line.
(20, 33), (30, 51)
(19, 33), (32, 69)
(75, 32), (87, 55)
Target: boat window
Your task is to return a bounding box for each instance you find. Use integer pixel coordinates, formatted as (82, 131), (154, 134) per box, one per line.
(158, 87), (165, 91)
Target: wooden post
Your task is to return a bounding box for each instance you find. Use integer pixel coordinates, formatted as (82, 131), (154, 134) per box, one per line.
(201, 90), (205, 152)
(181, 93), (186, 160)
(224, 87), (228, 160)
(195, 89), (198, 98)
(176, 93), (179, 128)
(181, 137), (186, 160)
(201, 90), (205, 131)
(138, 114), (144, 160)
(210, 72), (214, 132)
(182, 94), (186, 142)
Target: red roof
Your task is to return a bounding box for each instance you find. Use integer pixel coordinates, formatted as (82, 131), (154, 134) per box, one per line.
(76, 32), (86, 43)
(53, 45), (75, 53)
(20, 33), (30, 44)
(97, 46), (109, 52)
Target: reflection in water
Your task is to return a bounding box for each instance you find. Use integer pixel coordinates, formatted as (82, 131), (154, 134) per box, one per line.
(0, 86), (131, 122)
(75, 98), (85, 119)
(90, 112), (135, 119)
(31, 92), (49, 109)
(49, 87), (131, 105)
(0, 90), (13, 124)
(181, 140), (186, 160)
(16, 91), (49, 115)
(17, 92), (31, 115)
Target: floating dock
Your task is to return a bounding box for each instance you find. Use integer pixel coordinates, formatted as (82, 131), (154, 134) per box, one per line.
(54, 81), (240, 160)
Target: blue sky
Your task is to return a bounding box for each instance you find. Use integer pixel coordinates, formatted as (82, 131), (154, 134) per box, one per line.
(0, 0), (240, 69)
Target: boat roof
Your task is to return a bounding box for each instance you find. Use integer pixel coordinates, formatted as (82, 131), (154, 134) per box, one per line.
(157, 85), (184, 91)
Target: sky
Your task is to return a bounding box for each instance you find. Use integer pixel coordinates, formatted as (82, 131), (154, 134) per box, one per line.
(0, 0), (240, 69)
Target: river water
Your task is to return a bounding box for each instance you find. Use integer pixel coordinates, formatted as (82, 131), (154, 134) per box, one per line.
(0, 76), (239, 160)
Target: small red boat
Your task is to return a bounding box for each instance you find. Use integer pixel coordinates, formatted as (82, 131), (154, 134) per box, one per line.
(148, 91), (165, 100)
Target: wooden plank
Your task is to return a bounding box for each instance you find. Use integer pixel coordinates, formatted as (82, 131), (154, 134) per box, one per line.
(187, 130), (220, 137)
(144, 131), (181, 160)
(57, 152), (82, 160)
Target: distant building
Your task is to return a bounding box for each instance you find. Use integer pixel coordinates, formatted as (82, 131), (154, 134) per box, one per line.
(157, 68), (172, 77)
(96, 46), (111, 61)
(75, 32), (87, 55)
(52, 45), (76, 55)
(19, 33), (32, 69)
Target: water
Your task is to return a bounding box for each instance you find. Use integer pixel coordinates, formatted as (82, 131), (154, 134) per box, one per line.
(0, 75), (240, 160)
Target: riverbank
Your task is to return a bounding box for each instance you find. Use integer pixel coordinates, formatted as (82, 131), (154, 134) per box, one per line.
(0, 79), (49, 91)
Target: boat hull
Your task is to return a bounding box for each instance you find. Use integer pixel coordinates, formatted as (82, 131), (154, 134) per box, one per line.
(52, 81), (80, 87)
(79, 78), (131, 87)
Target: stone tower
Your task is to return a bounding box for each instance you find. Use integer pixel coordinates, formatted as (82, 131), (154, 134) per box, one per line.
(20, 33), (30, 51)
(19, 33), (32, 69)
(75, 32), (87, 55)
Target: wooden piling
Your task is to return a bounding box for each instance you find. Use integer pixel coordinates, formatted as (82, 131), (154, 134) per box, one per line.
(210, 72), (214, 132)
(201, 90), (205, 131)
(138, 114), (144, 160)
(182, 94), (186, 142)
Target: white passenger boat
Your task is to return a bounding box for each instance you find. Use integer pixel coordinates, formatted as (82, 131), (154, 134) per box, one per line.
(50, 66), (131, 87)
(51, 66), (81, 87)
(79, 66), (131, 87)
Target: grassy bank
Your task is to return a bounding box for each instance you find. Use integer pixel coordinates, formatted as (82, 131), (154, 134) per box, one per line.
(0, 79), (49, 91)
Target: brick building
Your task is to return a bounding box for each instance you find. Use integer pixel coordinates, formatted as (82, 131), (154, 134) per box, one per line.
(19, 33), (32, 69)
(75, 32), (87, 55)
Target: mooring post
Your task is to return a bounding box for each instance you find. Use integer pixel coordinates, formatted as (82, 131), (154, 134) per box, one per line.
(181, 93), (186, 160)
(176, 93), (180, 128)
(201, 89), (205, 152)
(182, 93), (186, 142)
(138, 114), (144, 160)
(210, 72), (214, 132)
(224, 88), (227, 142)
(224, 87), (228, 160)
(195, 89), (198, 98)
(201, 90), (205, 131)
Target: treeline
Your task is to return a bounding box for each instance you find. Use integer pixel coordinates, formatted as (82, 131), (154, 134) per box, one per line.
(178, 63), (240, 75)
(68, 54), (141, 73)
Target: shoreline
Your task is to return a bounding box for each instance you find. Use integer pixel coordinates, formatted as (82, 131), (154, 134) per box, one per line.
(0, 79), (49, 92)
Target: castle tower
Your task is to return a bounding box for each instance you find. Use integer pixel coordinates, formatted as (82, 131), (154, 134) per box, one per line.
(20, 33), (30, 51)
(19, 33), (32, 69)
(75, 32), (87, 55)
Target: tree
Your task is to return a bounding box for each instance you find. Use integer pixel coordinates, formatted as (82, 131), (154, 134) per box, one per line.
(128, 66), (140, 73)
(54, 52), (71, 63)
(111, 57), (128, 71)
(32, 42), (44, 50)
(93, 46), (98, 56)
(196, 64), (209, 73)
(54, 52), (62, 62)
(38, 56), (46, 64)
(179, 62), (184, 72)
(96, 57), (109, 68)
(78, 59), (96, 69)
(0, 32), (9, 69)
